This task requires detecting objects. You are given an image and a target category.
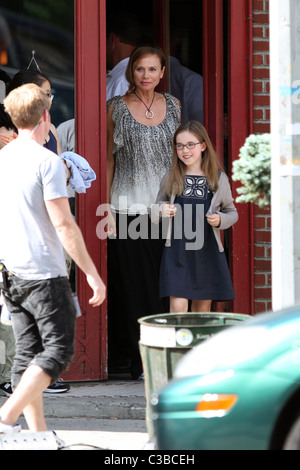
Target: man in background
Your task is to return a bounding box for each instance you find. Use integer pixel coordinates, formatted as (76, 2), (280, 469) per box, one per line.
(106, 12), (141, 100)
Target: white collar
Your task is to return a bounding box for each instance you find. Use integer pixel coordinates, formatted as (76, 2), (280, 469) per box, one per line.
(107, 57), (129, 76)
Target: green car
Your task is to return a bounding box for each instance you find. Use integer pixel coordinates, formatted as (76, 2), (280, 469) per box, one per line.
(151, 305), (300, 450)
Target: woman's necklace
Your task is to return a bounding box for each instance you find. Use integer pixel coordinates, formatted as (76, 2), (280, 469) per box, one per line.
(134, 91), (155, 119)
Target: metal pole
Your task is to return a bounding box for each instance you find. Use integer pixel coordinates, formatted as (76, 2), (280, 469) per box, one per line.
(270, 0), (300, 310)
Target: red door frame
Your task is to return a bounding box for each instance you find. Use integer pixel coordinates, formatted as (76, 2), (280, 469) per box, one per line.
(63, 0), (107, 380)
(202, 0), (226, 313)
(227, 0), (254, 315)
(202, 0), (224, 163)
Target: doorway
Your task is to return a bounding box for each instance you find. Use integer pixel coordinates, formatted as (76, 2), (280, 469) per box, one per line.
(106, 0), (234, 378)
(0, 0), (251, 381)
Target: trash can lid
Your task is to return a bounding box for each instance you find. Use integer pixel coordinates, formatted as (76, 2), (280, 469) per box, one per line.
(139, 312), (251, 348)
(138, 312), (250, 328)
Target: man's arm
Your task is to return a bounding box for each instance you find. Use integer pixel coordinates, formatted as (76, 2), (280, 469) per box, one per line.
(45, 197), (106, 307)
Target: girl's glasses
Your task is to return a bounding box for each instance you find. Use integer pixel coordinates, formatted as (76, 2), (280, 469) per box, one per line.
(175, 142), (201, 150)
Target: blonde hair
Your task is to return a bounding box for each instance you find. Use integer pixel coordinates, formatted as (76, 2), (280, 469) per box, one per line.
(4, 83), (50, 129)
(125, 46), (166, 95)
(166, 120), (223, 196)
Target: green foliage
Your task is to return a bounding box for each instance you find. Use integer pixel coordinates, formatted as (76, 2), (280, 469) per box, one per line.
(232, 133), (271, 207)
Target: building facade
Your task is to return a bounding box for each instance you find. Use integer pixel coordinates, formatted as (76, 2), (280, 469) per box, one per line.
(0, 0), (271, 380)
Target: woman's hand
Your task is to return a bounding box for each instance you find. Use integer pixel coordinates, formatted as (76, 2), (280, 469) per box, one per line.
(162, 203), (177, 218)
(107, 207), (117, 237)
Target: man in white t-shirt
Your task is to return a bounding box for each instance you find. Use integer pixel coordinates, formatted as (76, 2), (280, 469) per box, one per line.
(0, 84), (105, 442)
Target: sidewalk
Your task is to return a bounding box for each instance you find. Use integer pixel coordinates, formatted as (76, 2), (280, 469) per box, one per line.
(0, 376), (151, 450)
(43, 377), (147, 420)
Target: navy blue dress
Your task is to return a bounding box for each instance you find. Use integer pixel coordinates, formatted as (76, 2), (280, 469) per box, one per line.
(159, 175), (235, 301)
(43, 130), (58, 154)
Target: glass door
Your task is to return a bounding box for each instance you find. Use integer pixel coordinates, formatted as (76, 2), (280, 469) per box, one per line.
(0, 0), (74, 126)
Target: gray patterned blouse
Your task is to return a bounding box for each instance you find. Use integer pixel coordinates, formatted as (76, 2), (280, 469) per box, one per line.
(107, 93), (181, 214)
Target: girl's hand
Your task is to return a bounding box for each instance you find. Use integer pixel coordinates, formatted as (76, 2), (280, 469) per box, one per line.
(206, 212), (221, 227)
(162, 203), (177, 218)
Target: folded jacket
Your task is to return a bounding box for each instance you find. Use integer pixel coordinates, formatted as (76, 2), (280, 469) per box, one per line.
(59, 151), (96, 193)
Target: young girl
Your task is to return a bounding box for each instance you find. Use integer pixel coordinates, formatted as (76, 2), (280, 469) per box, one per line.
(153, 120), (238, 313)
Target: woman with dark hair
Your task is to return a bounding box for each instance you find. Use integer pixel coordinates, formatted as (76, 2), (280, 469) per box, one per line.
(0, 104), (17, 149)
(7, 69), (61, 154)
(106, 46), (181, 379)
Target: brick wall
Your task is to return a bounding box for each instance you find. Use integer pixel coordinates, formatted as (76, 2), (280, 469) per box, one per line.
(252, 0), (272, 313)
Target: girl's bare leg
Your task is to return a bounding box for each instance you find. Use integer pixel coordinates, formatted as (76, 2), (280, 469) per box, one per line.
(169, 296), (189, 313)
(191, 299), (212, 312)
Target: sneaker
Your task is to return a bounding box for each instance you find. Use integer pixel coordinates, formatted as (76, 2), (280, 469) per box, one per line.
(0, 420), (21, 434)
(132, 372), (144, 381)
(44, 379), (70, 394)
(51, 430), (65, 449)
(0, 382), (12, 397)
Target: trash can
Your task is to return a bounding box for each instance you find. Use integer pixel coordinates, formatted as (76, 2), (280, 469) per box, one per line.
(139, 312), (250, 437)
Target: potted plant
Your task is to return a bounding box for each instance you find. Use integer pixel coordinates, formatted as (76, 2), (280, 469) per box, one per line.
(232, 133), (271, 208)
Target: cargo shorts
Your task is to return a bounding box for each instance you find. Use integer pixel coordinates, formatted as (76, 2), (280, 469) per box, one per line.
(3, 275), (76, 389)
